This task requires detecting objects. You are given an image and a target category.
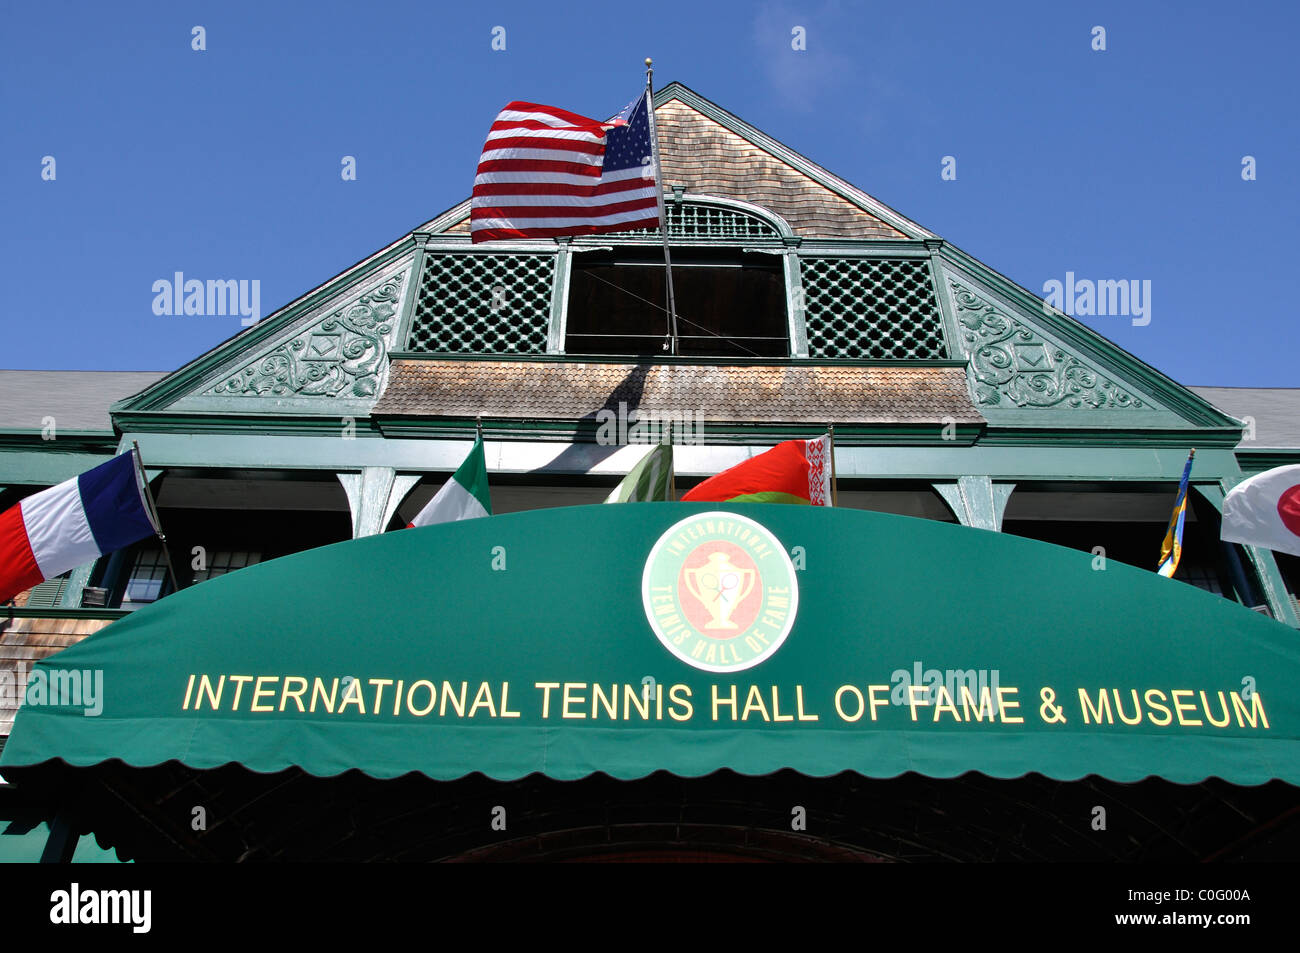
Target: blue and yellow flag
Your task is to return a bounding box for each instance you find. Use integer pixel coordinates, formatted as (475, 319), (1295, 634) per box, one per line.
(1157, 449), (1196, 578)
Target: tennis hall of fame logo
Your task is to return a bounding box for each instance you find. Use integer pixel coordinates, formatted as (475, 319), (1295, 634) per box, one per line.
(641, 511), (800, 673)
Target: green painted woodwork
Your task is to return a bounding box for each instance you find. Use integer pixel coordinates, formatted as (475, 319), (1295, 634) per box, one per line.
(0, 445), (117, 486)
(934, 477), (1015, 531)
(935, 246), (1238, 431)
(373, 420), (986, 446)
(391, 244), (427, 363)
(58, 562), (96, 609)
(202, 273), (404, 402)
(20, 578), (68, 608)
(337, 467), (420, 538)
(623, 198), (783, 241)
(407, 252), (555, 354)
(1203, 478), (1300, 627)
(976, 427), (1240, 448)
(782, 240), (933, 257)
(103, 406), (1240, 448)
(546, 243), (573, 354)
(799, 257), (948, 359)
(1236, 450), (1300, 473)
(947, 277), (1147, 412)
(4, 504), (1295, 784)
(782, 245), (810, 358)
(114, 430), (1243, 483)
(116, 243), (416, 416)
(1241, 546), (1299, 628)
(108, 413), (388, 438)
(385, 352), (967, 368)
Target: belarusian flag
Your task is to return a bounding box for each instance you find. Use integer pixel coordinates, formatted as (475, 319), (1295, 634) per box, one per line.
(604, 444), (673, 503)
(681, 436), (832, 505)
(409, 437), (492, 527)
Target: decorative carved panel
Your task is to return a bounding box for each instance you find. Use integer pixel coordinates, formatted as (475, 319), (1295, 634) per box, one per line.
(949, 280), (1143, 410)
(207, 274), (403, 399)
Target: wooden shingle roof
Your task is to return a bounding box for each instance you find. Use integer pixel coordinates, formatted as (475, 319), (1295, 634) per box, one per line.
(374, 359), (983, 426)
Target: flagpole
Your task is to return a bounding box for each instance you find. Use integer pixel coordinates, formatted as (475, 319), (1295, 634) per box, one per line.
(828, 425), (838, 507)
(644, 57), (679, 356)
(131, 441), (180, 595)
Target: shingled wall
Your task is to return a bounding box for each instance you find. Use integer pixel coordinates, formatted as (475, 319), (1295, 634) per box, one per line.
(1, 612), (112, 737)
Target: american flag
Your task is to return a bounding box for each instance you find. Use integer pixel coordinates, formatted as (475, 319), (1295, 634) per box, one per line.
(470, 91), (661, 243)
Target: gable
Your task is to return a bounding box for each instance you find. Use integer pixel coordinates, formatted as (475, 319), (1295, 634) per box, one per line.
(113, 84), (1240, 443)
(117, 248), (416, 419)
(932, 254), (1238, 433)
(653, 99), (906, 240)
(439, 82), (928, 240)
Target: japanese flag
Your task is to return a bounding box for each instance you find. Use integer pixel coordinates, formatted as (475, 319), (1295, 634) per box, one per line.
(1221, 465), (1300, 558)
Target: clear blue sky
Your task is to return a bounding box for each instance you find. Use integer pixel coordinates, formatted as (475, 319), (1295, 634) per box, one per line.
(2, 1), (1295, 386)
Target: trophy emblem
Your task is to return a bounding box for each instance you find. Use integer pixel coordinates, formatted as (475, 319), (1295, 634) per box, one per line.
(643, 511), (799, 673)
(683, 550), (756, 630)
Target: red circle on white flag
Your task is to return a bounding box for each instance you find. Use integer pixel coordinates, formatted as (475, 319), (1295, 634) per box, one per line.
(1278, 484), (1300, 537)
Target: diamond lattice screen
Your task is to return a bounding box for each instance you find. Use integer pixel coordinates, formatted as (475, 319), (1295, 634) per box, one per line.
(625, 203), (781, 241)
(799, 257), (948, 359)
(407, 253), (554, 354)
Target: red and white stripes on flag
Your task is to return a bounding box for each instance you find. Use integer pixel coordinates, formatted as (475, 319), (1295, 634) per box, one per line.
(470, 95), (661, 243)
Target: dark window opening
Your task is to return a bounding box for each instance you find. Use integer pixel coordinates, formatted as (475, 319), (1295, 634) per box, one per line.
(121, 548), (170, 608)
(1002, 520), (1241, 599)
(566, 253), (788, 358)
(92, 506), (349, 609)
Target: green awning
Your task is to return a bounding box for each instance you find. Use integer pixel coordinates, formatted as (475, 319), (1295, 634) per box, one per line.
(0, 819), (127, 862)
(2, 504), (1297, 785)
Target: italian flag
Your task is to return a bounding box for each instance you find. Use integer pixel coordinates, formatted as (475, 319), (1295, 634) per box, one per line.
(681, 436), (832, 505)
(409, 437), (492, 527)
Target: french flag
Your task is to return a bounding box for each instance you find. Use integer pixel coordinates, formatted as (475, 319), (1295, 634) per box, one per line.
(0, 451), (160, 604)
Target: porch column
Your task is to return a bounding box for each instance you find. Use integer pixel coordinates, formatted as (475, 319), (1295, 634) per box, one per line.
(338, 468), (422, 538)
(1200, 481), (1299, 627)
(933, 476), (1015, 531)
